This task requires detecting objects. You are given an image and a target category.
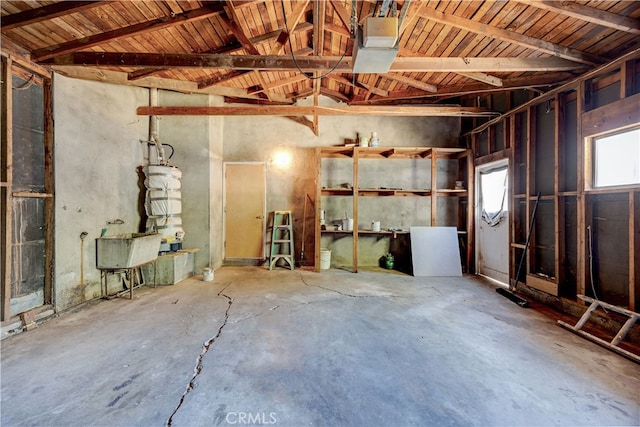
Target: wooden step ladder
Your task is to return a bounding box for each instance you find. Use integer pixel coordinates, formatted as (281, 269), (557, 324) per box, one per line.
(558, 294), (639, 364)
(268, 210), (294, 270)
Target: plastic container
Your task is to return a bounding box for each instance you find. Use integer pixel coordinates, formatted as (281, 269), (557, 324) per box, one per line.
(203, 268), (214, 281)
(320, 249), (331, 270)
(342, 218), (354, 231)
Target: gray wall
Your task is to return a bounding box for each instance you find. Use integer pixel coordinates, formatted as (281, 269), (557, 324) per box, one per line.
(157, 91), (224, 273)
(53, 74), (148, 310)
(51, 79), (460, 310)
(224, 97), (462, 266)
(53, 76), (224, 311)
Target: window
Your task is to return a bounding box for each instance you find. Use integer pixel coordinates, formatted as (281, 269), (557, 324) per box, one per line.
(480, 166), (508, 226)
(593, 127), (640, 188)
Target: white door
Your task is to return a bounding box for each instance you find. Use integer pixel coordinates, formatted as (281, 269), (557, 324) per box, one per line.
(476, 160), (510, 285)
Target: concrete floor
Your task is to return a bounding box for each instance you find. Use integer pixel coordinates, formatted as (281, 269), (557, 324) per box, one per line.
(1, 267), (639, 427)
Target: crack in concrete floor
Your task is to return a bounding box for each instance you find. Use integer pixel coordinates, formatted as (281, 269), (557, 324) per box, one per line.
(166, 282), (234, 427)
(297, 272), (403, 299)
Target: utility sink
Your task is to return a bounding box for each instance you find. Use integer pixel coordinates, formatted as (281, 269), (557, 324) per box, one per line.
(96, 232), (161, 269)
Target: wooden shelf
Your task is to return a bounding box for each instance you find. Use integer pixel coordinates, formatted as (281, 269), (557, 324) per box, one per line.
(318, 146), (469, 160)
(315, 146), (472, 273)
(357, 188), (432, 197)
(321, 187), (353, 196)
(321, 230), (354, 235)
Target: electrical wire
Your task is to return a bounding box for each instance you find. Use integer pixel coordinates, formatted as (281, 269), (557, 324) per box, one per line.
(12, 74), (36, 91)
(162, 143), (175, 160)
(280, 1), (351, 80)
(587, 225), (608, 313)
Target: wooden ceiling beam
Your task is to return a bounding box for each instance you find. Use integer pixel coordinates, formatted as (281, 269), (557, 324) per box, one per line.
(269, 1), (309, 55)
(1, 1), (113, 31)
(136, 105), (497, 117)
(41, 53), (588, 73)
(514, 0), (640, 35)
(248, 74), (310, 95)
(325, 23), (350, 37)
(284, 116), (316, 135)
(223, 1), (274, 101)
(327, 75), (387, 97)
(456, 72), (503, 87)
(129, 42), (243, 81)
(418, 6), (605, 65)
(198, 47), (313, 90)
(329, 0), (352, 32)
(380, 73), (438, 93)
(219, 11), (260, 55)
(31, 4), (226, 61)
(320, 87), (351, 104)
(356, 73), (577, 104)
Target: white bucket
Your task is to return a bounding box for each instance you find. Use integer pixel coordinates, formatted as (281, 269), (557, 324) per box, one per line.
(203, 268), (214, 282)
(342, 218), (354, 231)
(372, 221), (381, 232)
(320, 249), (331, 270)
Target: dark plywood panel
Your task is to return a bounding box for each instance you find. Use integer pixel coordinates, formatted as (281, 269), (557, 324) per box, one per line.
(535, 103), (555, 196)
(590, 193), (629, 307)
(563, 97), (578, 192)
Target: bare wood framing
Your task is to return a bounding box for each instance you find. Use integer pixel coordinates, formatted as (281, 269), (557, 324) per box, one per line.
(32, 5), (226, 61)
(418, 6), (604, 65)
(576, 81), (587, 298)
(1, 1), (113, 31)
(314, 148), (322, 271)
(633, 192), (640, 310)
(352, 149), (359, 273)
(380, 73), (438, 93)
(43, 78), (54, 306)
(630, 192), (636, 311)
(555, 93), (565, 291)
(430, 152), (437, 226)
(526, 106), (534, 281)
(465, 151), (474, 273)
(456, 72), (503, 87)
(1, 56), (12, 321)
(40, 53), (588, 73)
(466, 48), (640, 137)
(136, 105), (496, 117)
(515, 0), (640, 35)
(581, 92), (640, 137)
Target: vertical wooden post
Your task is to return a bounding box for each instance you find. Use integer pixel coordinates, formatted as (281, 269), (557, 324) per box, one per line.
(576, 82), (587, 298)
(508, 114), (517, 284)
(314, 147), (321, 272)
(431, 149), (437, 226)
(629, 191), (637, 311)
(555, 93), (565, 290)
(1, 55), (12, 321)
(44, 77), (54, 306)
(466, 149), (474, 274)
(526, 106), (535, 279)
(352, 147), (358, 273)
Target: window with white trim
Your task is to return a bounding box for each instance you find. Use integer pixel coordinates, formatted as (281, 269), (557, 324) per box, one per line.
(593, 127), (640, 188)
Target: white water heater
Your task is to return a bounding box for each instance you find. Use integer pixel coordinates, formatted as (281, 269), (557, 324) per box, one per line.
(143, 164), (184, 242)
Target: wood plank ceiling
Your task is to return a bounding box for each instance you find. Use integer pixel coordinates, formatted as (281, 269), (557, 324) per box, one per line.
(2, 0), (640, 107)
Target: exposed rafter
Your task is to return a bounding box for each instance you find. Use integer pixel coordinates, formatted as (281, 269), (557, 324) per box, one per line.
(31, 4), (226, 61)
(515, 0), (640, 35)
(136, 105), (498, 117)
(456, 72), (503, 87)
(418, 5), (605, 65)
(0, 1), (113, 31)
(41, 53), (588, 73)
(380, 73), (438, 93)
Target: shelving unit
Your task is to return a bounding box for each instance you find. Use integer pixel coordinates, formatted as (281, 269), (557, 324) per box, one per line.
(314, 146), (472, 272)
